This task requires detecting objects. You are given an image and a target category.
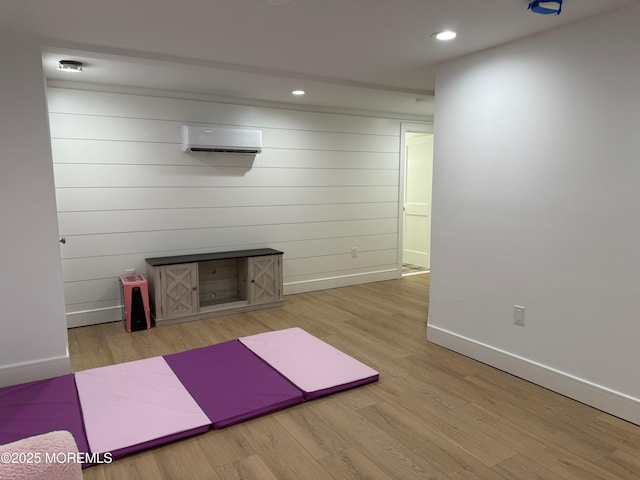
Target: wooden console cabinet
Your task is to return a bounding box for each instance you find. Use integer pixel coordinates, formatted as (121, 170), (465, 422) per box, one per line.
(145, 248), (284, 326)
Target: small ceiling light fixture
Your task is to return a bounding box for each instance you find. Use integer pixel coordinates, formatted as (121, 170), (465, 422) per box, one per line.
(432, 30), (457, 41)
(528, 0), (563, 15)
(291, 89), (306, 96)
(58, 60), (84, 72)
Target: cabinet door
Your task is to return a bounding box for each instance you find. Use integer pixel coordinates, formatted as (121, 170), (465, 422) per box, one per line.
(248, 255), (282, 305)
(160, 263), (199, 318)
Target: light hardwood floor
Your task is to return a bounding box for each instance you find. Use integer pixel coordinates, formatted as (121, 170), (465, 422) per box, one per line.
(69, 275), (640, 480)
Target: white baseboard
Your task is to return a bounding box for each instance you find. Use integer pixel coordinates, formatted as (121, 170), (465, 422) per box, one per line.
(0, 354), (71, 388)
(284, 269), (398, 295)
(66, 305), (122, 328)
(427, 324), (640, 426)
(66, 270), (400, 328)
(403, 249), (429, 268)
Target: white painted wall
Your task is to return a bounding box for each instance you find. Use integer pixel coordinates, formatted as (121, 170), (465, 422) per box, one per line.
(47, 87), (415, 326)
(0, 39), (70, 386)
(428, 3), (640, 424)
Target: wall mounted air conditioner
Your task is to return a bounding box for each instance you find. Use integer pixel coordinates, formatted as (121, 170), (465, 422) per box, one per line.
(181, 125), (262, 154)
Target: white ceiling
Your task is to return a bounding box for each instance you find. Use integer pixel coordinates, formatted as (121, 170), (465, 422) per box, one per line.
(1, 0), (636, 117)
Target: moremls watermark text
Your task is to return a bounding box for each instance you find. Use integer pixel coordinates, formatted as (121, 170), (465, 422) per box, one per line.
(0, 451), (112, 465)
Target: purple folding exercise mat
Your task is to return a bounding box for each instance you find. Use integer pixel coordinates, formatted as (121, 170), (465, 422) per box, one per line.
(1, 328), (380, 468)
(240, 327), (379, 399)
(164, 339), (304, 428)
(0, 374), (90, 458)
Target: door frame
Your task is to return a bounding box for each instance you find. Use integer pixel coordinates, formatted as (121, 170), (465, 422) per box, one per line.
(397, 122), (434, 278)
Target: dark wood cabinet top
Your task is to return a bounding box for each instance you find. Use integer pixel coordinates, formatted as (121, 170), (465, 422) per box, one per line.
(145, 248), (283, 267)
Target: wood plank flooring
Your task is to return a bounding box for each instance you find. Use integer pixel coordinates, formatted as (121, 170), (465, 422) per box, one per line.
(68, 275), (640, 480)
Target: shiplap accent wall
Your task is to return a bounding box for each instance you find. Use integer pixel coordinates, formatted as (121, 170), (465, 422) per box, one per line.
(47, 87), (414, 327)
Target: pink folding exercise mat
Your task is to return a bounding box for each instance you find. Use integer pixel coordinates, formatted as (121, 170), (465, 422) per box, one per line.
(240, 327), (379, 399)
(1, 327), (380, 468)
(74, 356), (211, 459)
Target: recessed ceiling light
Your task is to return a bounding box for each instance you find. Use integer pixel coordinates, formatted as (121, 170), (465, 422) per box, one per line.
(292, 90), (305, 96)
(58, 60), (84, 72)
(432, 30), (457, 41)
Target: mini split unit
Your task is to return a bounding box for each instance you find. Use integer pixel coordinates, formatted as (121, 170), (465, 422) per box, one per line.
(181, 125), (263, 154)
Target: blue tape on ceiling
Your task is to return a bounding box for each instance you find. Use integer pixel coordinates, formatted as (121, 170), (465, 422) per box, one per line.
(528, 0), (563, 15)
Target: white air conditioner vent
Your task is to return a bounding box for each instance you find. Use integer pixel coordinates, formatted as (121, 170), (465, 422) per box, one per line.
(181, 125), (262, 154)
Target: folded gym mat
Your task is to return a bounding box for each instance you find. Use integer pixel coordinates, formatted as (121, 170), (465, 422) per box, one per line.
(74, 357), (211, 459)
(164, 340), (304, 428)
(2, 328), (380, 467)
(239, 327), (379, 399)
(0, 374), (90, 460)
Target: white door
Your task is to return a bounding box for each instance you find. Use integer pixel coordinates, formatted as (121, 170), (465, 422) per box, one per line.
(403, 133), (433, 270)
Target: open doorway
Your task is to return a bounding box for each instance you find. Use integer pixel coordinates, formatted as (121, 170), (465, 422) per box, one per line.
(399, 123), (433, 277)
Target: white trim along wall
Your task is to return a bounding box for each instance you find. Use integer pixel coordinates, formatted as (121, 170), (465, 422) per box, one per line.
(47, 85), (432, 327)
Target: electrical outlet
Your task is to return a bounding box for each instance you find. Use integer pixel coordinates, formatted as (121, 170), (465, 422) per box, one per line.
(351, 247), (358, 258)
(125, 268), (135, 275)
(514, 305), (525, 327)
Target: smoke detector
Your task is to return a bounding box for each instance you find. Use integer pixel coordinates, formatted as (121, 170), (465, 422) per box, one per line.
(58, 60), (84, 73)
(528, 1), (563, 15)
